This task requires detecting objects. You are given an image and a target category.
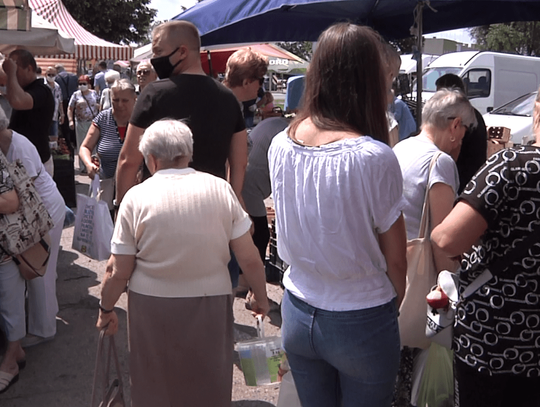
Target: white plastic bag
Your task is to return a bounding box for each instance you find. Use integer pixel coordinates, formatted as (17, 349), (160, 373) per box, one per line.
(277, 371), (301, 407)
(72, 175), (114, 261)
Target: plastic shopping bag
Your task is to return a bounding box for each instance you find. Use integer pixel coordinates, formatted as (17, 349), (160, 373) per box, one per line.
(72, 175), (114, 261)
(417, 342), (454, 407)
(277, 371), (301, 407)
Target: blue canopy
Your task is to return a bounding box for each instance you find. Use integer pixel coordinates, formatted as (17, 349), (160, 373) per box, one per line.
(173, 0), (540, 45)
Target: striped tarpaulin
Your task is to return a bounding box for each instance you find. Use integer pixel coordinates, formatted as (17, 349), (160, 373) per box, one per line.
(0, 0), (30, 31)
(29, 0), (132, 60)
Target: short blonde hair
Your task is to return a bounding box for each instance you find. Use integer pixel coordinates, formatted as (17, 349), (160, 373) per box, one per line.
(152, 21), (200, 52)
(224, 48), (268, 89)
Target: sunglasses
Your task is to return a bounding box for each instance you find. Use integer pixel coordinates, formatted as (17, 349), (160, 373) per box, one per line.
(137, 69), (151, 76)
(47, 74), (55, 78)
(78, 82), (88, 86)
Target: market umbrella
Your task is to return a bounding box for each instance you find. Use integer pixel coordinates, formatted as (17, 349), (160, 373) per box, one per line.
(174, 0), (540, 123)
(173, 0), (540, 46)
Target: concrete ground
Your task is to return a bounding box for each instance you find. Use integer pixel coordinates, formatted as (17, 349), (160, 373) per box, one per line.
(0, 172), (284, 407)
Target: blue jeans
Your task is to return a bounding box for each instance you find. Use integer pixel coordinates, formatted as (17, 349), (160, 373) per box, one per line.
(282, 290), (400, 407)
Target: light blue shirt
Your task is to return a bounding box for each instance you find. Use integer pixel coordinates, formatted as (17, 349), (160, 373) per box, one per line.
(391, 97), (417, 141)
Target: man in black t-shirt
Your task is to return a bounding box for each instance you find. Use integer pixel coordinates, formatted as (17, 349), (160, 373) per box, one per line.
(2, 50), (54, 175)
(116, 21), (246, 205)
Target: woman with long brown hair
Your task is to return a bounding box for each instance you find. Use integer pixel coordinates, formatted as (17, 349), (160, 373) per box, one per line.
(269, 23), (407, 406)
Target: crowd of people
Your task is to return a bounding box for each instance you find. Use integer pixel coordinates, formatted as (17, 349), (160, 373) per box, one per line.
(0, 17), (539, 407)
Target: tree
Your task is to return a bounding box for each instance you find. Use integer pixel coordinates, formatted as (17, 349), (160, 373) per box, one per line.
(470, 22), (540, 56)
(63, 0), (157, 45)
(276, 41), (313, 61)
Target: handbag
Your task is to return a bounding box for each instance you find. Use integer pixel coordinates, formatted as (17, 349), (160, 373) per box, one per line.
(91, 328), (125, 407)
(72, 175), (114, 261)
(398, 152), (441, 350)
(426, 221), (540, 348)
(0, 151), (54, 279)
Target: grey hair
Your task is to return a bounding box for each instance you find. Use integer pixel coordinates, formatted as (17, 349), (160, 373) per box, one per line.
(137, 59), (155, 71)
(422, 88), (477, 131)
(0, 106), (9, 131)
(110, 79), (136, 96)
(139, 119), (193, 165)
(104, 70), (120, 83)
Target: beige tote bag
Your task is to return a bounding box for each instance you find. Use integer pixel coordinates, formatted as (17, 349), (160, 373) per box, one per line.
(398, 152), (441, 350)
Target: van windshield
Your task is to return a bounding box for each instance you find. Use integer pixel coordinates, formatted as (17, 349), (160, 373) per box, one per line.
(491, 92), (537, 116)
(421, 67), (462, 92)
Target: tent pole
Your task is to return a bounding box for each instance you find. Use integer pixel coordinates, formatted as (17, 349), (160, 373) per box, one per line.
(415, 2), (423, 127)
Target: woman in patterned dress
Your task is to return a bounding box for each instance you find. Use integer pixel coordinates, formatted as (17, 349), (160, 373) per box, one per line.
(432, 90), (540, 407)
(79, 79), (136, 212)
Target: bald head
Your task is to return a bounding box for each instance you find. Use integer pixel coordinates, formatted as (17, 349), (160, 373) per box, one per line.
(153, 21), (201, 52)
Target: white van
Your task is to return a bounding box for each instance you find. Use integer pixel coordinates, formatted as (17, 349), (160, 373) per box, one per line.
(419, 51), (540, 114)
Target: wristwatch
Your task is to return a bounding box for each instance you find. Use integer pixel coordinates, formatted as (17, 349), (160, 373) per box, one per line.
(99, 300), (114, 314)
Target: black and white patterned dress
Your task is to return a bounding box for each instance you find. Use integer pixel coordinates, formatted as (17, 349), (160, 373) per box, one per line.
(456, 146), (540, 377)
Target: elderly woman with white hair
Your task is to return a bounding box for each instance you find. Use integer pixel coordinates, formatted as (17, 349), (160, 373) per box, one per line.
(0, 105), (65, 391)
(98, 70), (121, 111)
(79, 79), (136, 211)
(392, 88), (477, 406)
(96, 119), (269, 407)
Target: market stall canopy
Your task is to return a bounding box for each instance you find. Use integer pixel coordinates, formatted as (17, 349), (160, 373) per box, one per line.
(0, 12), (75, 55)
(28, 0), (133, 60)
(173, 0), (540, 45)
(133, 42), (309, 75)
(0, 0), (30, 30)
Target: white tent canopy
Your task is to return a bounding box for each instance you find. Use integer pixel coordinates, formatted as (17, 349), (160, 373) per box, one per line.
(0, 12), (75, 55)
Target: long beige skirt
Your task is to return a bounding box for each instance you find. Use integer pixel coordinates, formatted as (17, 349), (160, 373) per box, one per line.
(127, 291), (233, 407)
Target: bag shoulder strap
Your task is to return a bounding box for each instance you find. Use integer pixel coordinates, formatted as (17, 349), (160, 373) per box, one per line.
(418, 151), (443, 238)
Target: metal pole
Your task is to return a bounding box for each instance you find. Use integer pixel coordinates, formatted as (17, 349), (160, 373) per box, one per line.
(415, 2), (423, 127)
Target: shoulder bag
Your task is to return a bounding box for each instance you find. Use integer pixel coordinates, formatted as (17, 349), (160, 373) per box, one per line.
(398, 152), (442, 350)
(0, 151), (54, 279)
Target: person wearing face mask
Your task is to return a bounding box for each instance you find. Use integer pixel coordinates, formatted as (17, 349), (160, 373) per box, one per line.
(67, 75), (99, 173)
(0, 50), (55, 176)
(43, 66), (64, 140)
(116, 21), (246, 209)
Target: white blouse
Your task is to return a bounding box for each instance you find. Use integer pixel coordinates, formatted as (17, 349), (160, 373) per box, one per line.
(269, 130), (405, 311)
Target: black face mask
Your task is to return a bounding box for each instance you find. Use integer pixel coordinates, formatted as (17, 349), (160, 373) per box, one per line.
(151, 47), (181, 79)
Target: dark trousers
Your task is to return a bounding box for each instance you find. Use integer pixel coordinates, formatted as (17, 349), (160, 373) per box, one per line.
(454, 358), (540, 407)
(251, 215), (270, 262)
(59, 101), (76, 146)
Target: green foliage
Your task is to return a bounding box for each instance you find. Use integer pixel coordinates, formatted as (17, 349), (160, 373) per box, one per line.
(470, 22), (540, 56)
(276, 41), (313, 61)
(63, 0), (157, 45)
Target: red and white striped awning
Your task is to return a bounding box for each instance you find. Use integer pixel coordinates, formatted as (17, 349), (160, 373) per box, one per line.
(28, 0), (132, 60)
